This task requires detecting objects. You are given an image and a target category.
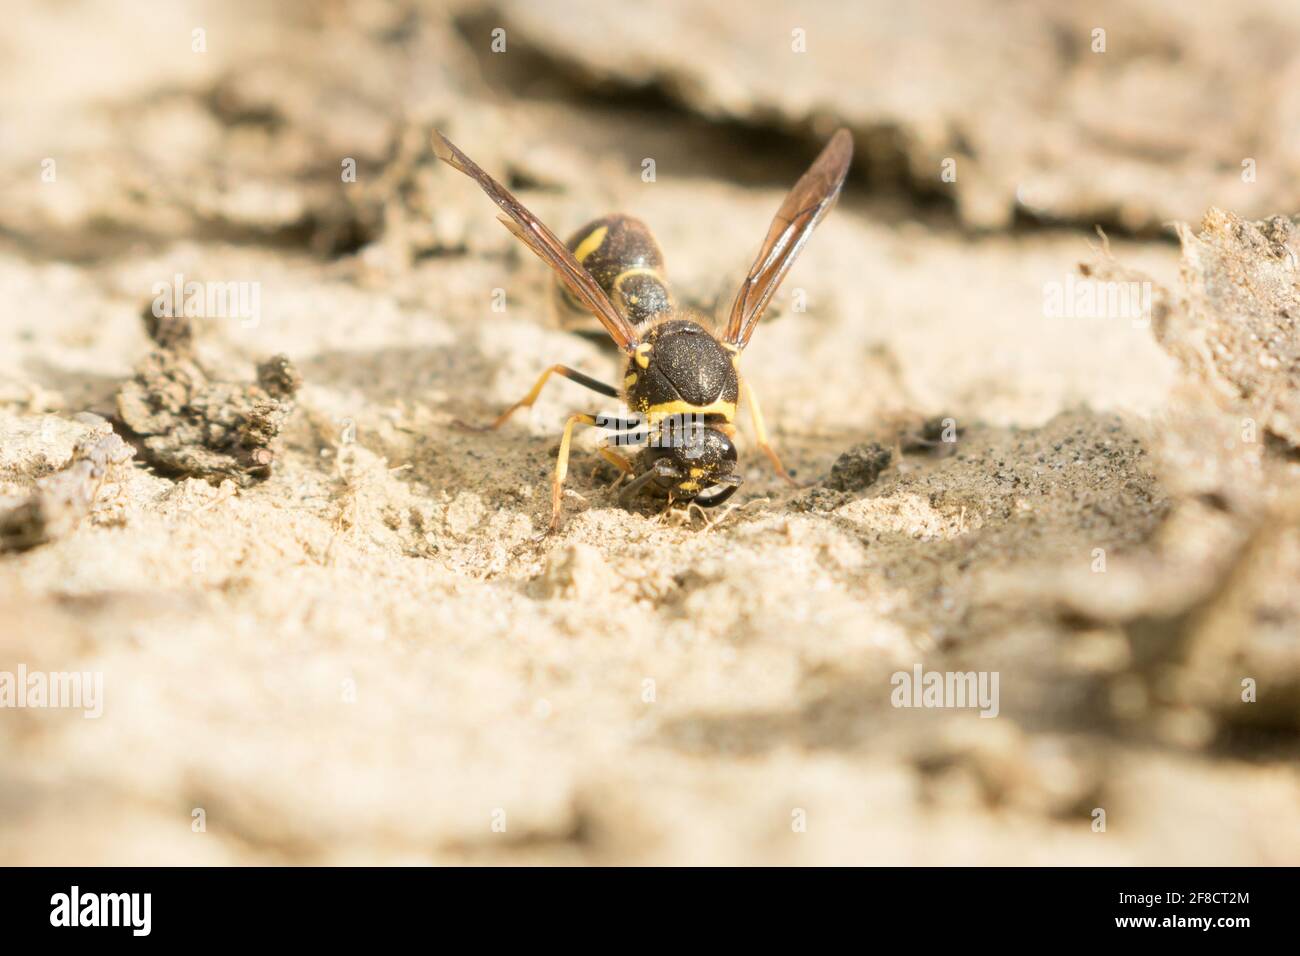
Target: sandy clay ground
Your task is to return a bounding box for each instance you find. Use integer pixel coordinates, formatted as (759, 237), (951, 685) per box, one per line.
(2, 0), (1299, 864)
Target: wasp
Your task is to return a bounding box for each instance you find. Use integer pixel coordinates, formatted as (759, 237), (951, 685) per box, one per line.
(432, 127), (853, 530)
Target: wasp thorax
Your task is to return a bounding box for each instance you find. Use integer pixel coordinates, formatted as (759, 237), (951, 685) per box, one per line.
(558, 215), (674, 328)
(625, 319), (740, 417)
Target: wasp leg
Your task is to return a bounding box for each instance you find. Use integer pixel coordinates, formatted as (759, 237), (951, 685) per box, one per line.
(595, 444), (635, 488)
(740, 377), (797, 485)
(552, 413), (607, 531)
(465, 365), (620, 431)
(618, 458), (679, 506)
(617, 468), (658, 504)
(598, 445), (635, 474)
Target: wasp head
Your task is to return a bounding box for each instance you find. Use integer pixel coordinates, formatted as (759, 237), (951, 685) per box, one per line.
(628, 416), (742, 507)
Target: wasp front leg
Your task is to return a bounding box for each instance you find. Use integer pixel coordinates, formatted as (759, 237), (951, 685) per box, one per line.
(462, 365), (620, 431)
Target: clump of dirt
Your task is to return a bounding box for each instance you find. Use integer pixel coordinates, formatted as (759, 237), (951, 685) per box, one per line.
(824, 441), (892, 491)
(0, 420), (133, 553)
(115, 309), (302, 487)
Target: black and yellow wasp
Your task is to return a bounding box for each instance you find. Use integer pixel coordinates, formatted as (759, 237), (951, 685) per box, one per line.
(432, 127), (853, 530)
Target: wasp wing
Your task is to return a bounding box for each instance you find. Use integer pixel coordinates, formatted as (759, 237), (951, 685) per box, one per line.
(722, 128), (853, 349)
(432, 130), (640, 353)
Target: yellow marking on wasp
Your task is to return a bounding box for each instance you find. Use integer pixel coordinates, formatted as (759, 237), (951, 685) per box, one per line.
(645, 399), (737, 423)
(634, 343), (653, 369)
(613, 266), (664, 292)
(573, 225), (609, 264)
(689, 467), (705, 479)
(624, 372), (638, 389)
(721, 342), (741, 355)
(678, 481), (701, 492)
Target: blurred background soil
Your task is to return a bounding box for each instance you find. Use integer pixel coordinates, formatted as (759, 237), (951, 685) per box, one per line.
(1, 0), (1298, 864)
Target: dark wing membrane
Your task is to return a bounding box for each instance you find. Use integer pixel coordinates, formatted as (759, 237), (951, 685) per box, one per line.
(722, 128), (853, 348)
(432, 130), (639, 353)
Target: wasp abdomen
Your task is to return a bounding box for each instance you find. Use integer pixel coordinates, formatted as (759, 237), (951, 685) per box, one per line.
(558, 215), (674, 329)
